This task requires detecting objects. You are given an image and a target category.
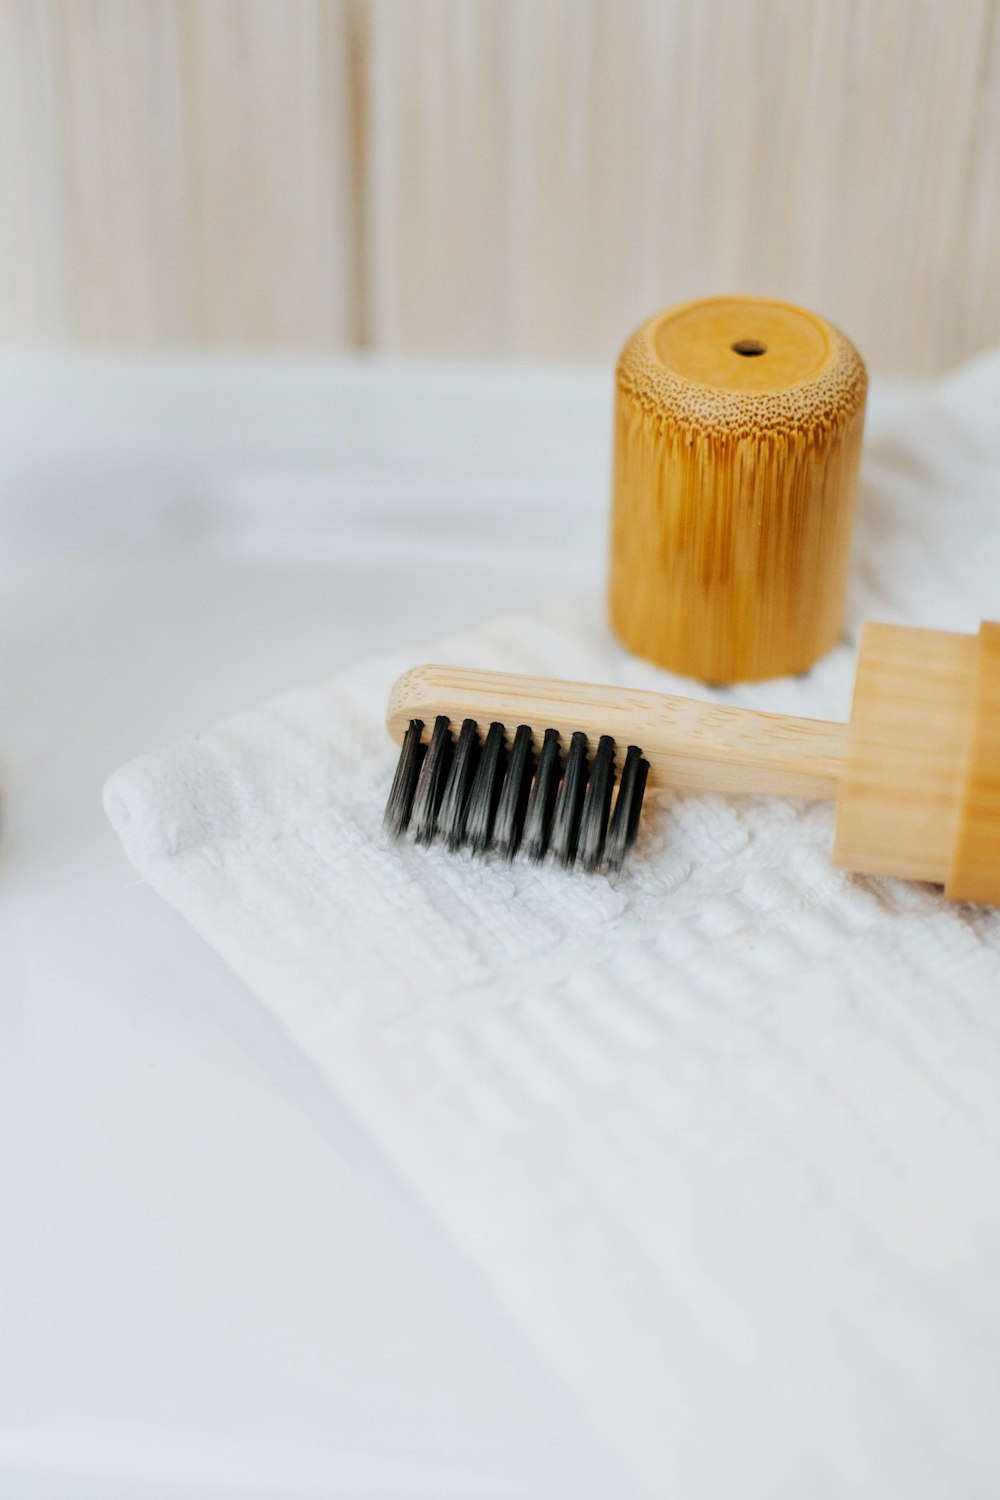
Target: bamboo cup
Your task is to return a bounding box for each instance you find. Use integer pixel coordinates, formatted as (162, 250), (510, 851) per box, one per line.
(609, 296), (868, 683)
(387, 620), (1000, 905)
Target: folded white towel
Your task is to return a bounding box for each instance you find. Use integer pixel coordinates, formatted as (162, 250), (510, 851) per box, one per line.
(106, 351), (1000, 1499)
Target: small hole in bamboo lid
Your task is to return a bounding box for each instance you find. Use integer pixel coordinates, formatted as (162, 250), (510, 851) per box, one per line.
(614, 297), (868, 681)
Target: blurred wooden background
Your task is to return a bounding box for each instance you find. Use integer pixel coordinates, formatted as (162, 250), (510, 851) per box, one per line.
(3, 0), (999, 373)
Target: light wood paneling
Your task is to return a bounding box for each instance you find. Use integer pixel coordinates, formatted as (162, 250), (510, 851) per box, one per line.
(0, 0), (359, 346)
(365, 0), (1000, 373)
(2, 0), (1000, 371)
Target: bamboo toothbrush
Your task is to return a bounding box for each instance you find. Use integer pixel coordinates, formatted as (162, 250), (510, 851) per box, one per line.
(384, 620), (1000, 903)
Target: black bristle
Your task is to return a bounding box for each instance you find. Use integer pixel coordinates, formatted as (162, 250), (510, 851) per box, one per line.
(391, 707), (651, 875)
(577, 734), (615, 872)
(438, 717), (481, 851)
(603, 744), (649, 873)
(383, 718), (426, 838)
(463, 721), (507, 855)
(628, 755), (650, 850)
(492, 724), (534, 860)
(550, 731), (589, 867)
(521, 727), (562, 862)
(411, 715), (453, 844)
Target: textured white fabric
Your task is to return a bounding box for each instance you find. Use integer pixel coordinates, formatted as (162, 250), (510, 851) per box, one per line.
(106, 351), (1000, 1499)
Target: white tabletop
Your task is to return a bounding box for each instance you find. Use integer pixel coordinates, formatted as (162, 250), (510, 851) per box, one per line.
(0, 354), (627, 1498)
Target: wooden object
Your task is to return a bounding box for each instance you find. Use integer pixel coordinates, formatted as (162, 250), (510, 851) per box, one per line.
(362, 1), (1000, 375)
(609, 296), (868, 684)
(834, 621), (1000, 904)
(387, 619), (1000, 905)
(7, 4), (1000, 371)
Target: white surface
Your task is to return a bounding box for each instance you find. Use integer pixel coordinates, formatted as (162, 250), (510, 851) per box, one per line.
(0, 354), (628, 1499)
(102, 349), (1000, 1499)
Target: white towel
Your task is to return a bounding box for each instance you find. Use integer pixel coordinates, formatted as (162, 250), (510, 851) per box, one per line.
(105, 351), (1000, 1499)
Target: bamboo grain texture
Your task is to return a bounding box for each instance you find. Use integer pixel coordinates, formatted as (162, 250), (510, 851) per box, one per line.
(948, 623), (1000, 901)
(833, 624), (979, 885)
(388, 619), (1000, 903)
(387, 663), (847, 801)
(609, 298), (867, 683)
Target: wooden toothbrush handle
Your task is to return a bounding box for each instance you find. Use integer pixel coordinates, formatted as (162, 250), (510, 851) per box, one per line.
(386, 626), (1000, 903)
(386, 665), (847, 801)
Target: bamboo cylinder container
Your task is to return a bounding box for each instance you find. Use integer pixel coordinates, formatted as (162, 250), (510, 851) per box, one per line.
(609, 296), (868, 683)
(387, 620), (1000, 905)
